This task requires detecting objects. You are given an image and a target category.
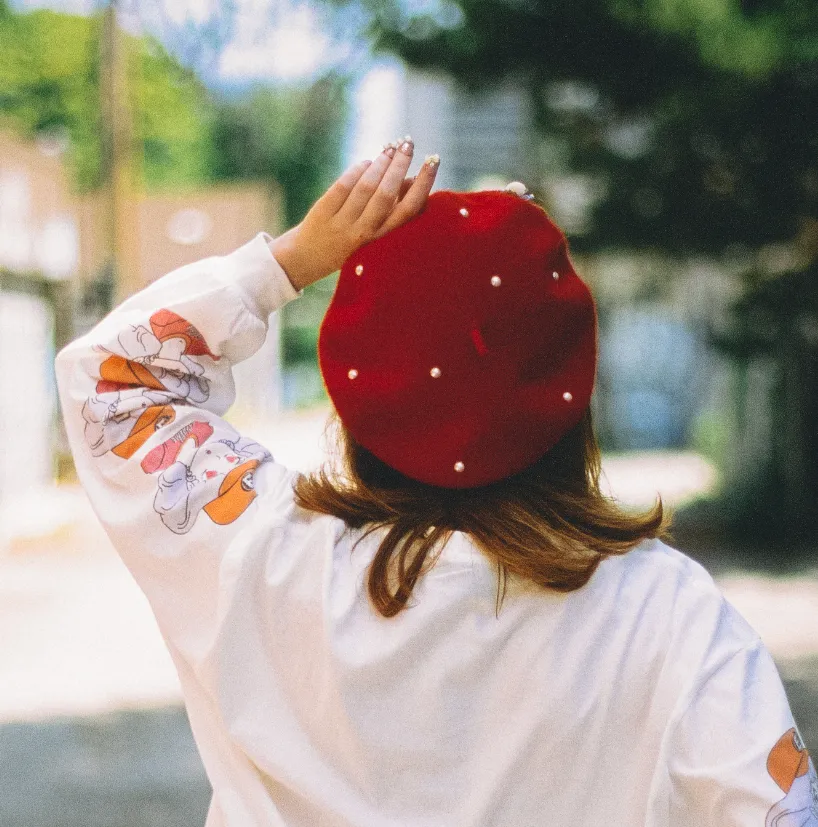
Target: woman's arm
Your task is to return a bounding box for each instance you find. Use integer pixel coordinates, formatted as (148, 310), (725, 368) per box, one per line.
(55, 141), (438, 653)
(664, 638), (816, 827)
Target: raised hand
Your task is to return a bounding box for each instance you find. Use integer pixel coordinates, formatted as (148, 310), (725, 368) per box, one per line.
(270, 138), (439, 290)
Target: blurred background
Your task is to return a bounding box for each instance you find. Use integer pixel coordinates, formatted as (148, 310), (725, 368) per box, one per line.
(0, 0), (816, 823)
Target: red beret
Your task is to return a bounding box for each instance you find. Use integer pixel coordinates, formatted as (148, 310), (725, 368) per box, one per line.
(318, 188), (597, 489)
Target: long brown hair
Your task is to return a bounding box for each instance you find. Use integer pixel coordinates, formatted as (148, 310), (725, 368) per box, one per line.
(293, 409), (668, 618)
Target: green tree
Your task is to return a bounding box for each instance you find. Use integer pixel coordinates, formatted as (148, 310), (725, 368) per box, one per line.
(0, 4), (349, 408)
(0, 7), (214, 191)
(209, 75), (347, 228)
(0, 5), (348, 222)
(362, 0), (817, 256)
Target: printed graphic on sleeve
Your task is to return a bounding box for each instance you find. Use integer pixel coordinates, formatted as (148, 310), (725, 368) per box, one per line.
(83, 309), (269, 533)
(95, 309), (219, 404)
(83, 309), (221, 458)
(140, 419), (270, 535)
(82, 389), (178, 458)
(766, 727), (818, 826)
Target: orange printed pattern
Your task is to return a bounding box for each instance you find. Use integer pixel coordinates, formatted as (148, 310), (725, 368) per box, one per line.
(83, 391), (178, 458)
(766, 727), (818, 826)
(83, 309), (269, 534)
(94, 309), (216, 401)
(143, 420), (268, 534)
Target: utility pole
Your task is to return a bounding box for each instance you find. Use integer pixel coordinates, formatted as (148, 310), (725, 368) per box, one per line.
(100, 0), (139, 304)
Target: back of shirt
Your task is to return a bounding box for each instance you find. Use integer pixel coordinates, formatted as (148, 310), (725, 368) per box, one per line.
(219, 500), (801, 827)
(55, 234), (817, 827)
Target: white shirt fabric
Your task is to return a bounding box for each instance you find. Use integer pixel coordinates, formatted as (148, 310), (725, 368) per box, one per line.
(56, 233), (818, 827)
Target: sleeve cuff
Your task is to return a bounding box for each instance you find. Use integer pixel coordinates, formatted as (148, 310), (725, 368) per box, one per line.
(223, 231), (302, 319)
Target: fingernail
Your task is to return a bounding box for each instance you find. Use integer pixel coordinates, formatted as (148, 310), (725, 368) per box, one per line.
(384, 145), (396, 158)
(399, 139), (414, 156)
(425, 153), (440, 168)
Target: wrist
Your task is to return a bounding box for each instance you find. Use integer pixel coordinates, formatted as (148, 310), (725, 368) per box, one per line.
(269, 227), (321, 291)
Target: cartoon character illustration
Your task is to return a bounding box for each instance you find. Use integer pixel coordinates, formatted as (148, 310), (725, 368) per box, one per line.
(84, 309), (266, 533)
(95, 309), (218, 404)
(140, 419), (270, 534)
(82, 389), (177, 458)
(766, 727), (818, 826)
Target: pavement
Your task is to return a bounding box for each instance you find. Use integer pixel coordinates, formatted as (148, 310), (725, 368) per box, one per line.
(1, 406), (816, 826)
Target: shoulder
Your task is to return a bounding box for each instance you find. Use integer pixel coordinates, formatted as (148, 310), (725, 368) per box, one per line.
(592, 537), (717, 599)
(595, 538), (762, 652)
(623, 539), (727, 598)
(604, 537), (730, 598)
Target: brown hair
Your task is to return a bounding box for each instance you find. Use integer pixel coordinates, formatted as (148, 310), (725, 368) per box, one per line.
(293, 410), (668, 618)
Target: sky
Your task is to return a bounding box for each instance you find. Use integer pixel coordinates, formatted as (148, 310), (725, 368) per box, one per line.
(12, 0), (347, 84)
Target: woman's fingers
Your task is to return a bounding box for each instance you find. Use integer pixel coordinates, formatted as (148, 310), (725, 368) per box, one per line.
(374, 155), (439, 238)
(312, 159), (373, 219)
(357, 138), (415, 230)
(335, 148), (397, 226)
(398, 177), (415, 200)
(311, 139), (438, 253)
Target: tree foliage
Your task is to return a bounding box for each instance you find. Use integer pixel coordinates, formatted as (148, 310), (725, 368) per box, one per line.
(365, 0), (818, 255)
(0, 5), (347, 225)
(0, 8), (213, 191)
(209, 75), (348, 227)
(356, 0), (818, 530)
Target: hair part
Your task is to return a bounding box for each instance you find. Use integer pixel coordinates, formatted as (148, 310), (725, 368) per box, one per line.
(293, 410), (668, 618)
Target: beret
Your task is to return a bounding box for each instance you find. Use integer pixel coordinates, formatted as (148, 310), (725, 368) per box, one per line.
(318, 188), (597, 489)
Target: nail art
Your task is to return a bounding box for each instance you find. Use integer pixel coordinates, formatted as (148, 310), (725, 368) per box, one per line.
(384, 145), (396, 158)
(399, 140), (414, 155)
(425, 153), (440, 168)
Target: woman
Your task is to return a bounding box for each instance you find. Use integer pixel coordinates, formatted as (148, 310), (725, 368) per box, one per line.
(57, 137), (816, 826)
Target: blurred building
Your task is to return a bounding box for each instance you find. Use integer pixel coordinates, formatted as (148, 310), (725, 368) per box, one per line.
(77, 185), (281, 295)
(579, 252), (739, 454)
(0, 130), (78, 515)
(0, 128), (285, 530)
(347, 63), (536, 195)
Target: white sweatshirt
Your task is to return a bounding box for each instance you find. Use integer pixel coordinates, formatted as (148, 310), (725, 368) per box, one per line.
(56, 233), (817, 827)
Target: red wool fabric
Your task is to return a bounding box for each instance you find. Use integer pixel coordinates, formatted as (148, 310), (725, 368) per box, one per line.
(318, 188), (598, 489)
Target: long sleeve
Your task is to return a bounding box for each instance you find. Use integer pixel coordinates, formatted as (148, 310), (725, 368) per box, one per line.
(55, 232), (302, 660)
(665, 638), (818, 827)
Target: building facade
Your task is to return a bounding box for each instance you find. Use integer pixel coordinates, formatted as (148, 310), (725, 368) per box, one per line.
(0, 130), (78, 517)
